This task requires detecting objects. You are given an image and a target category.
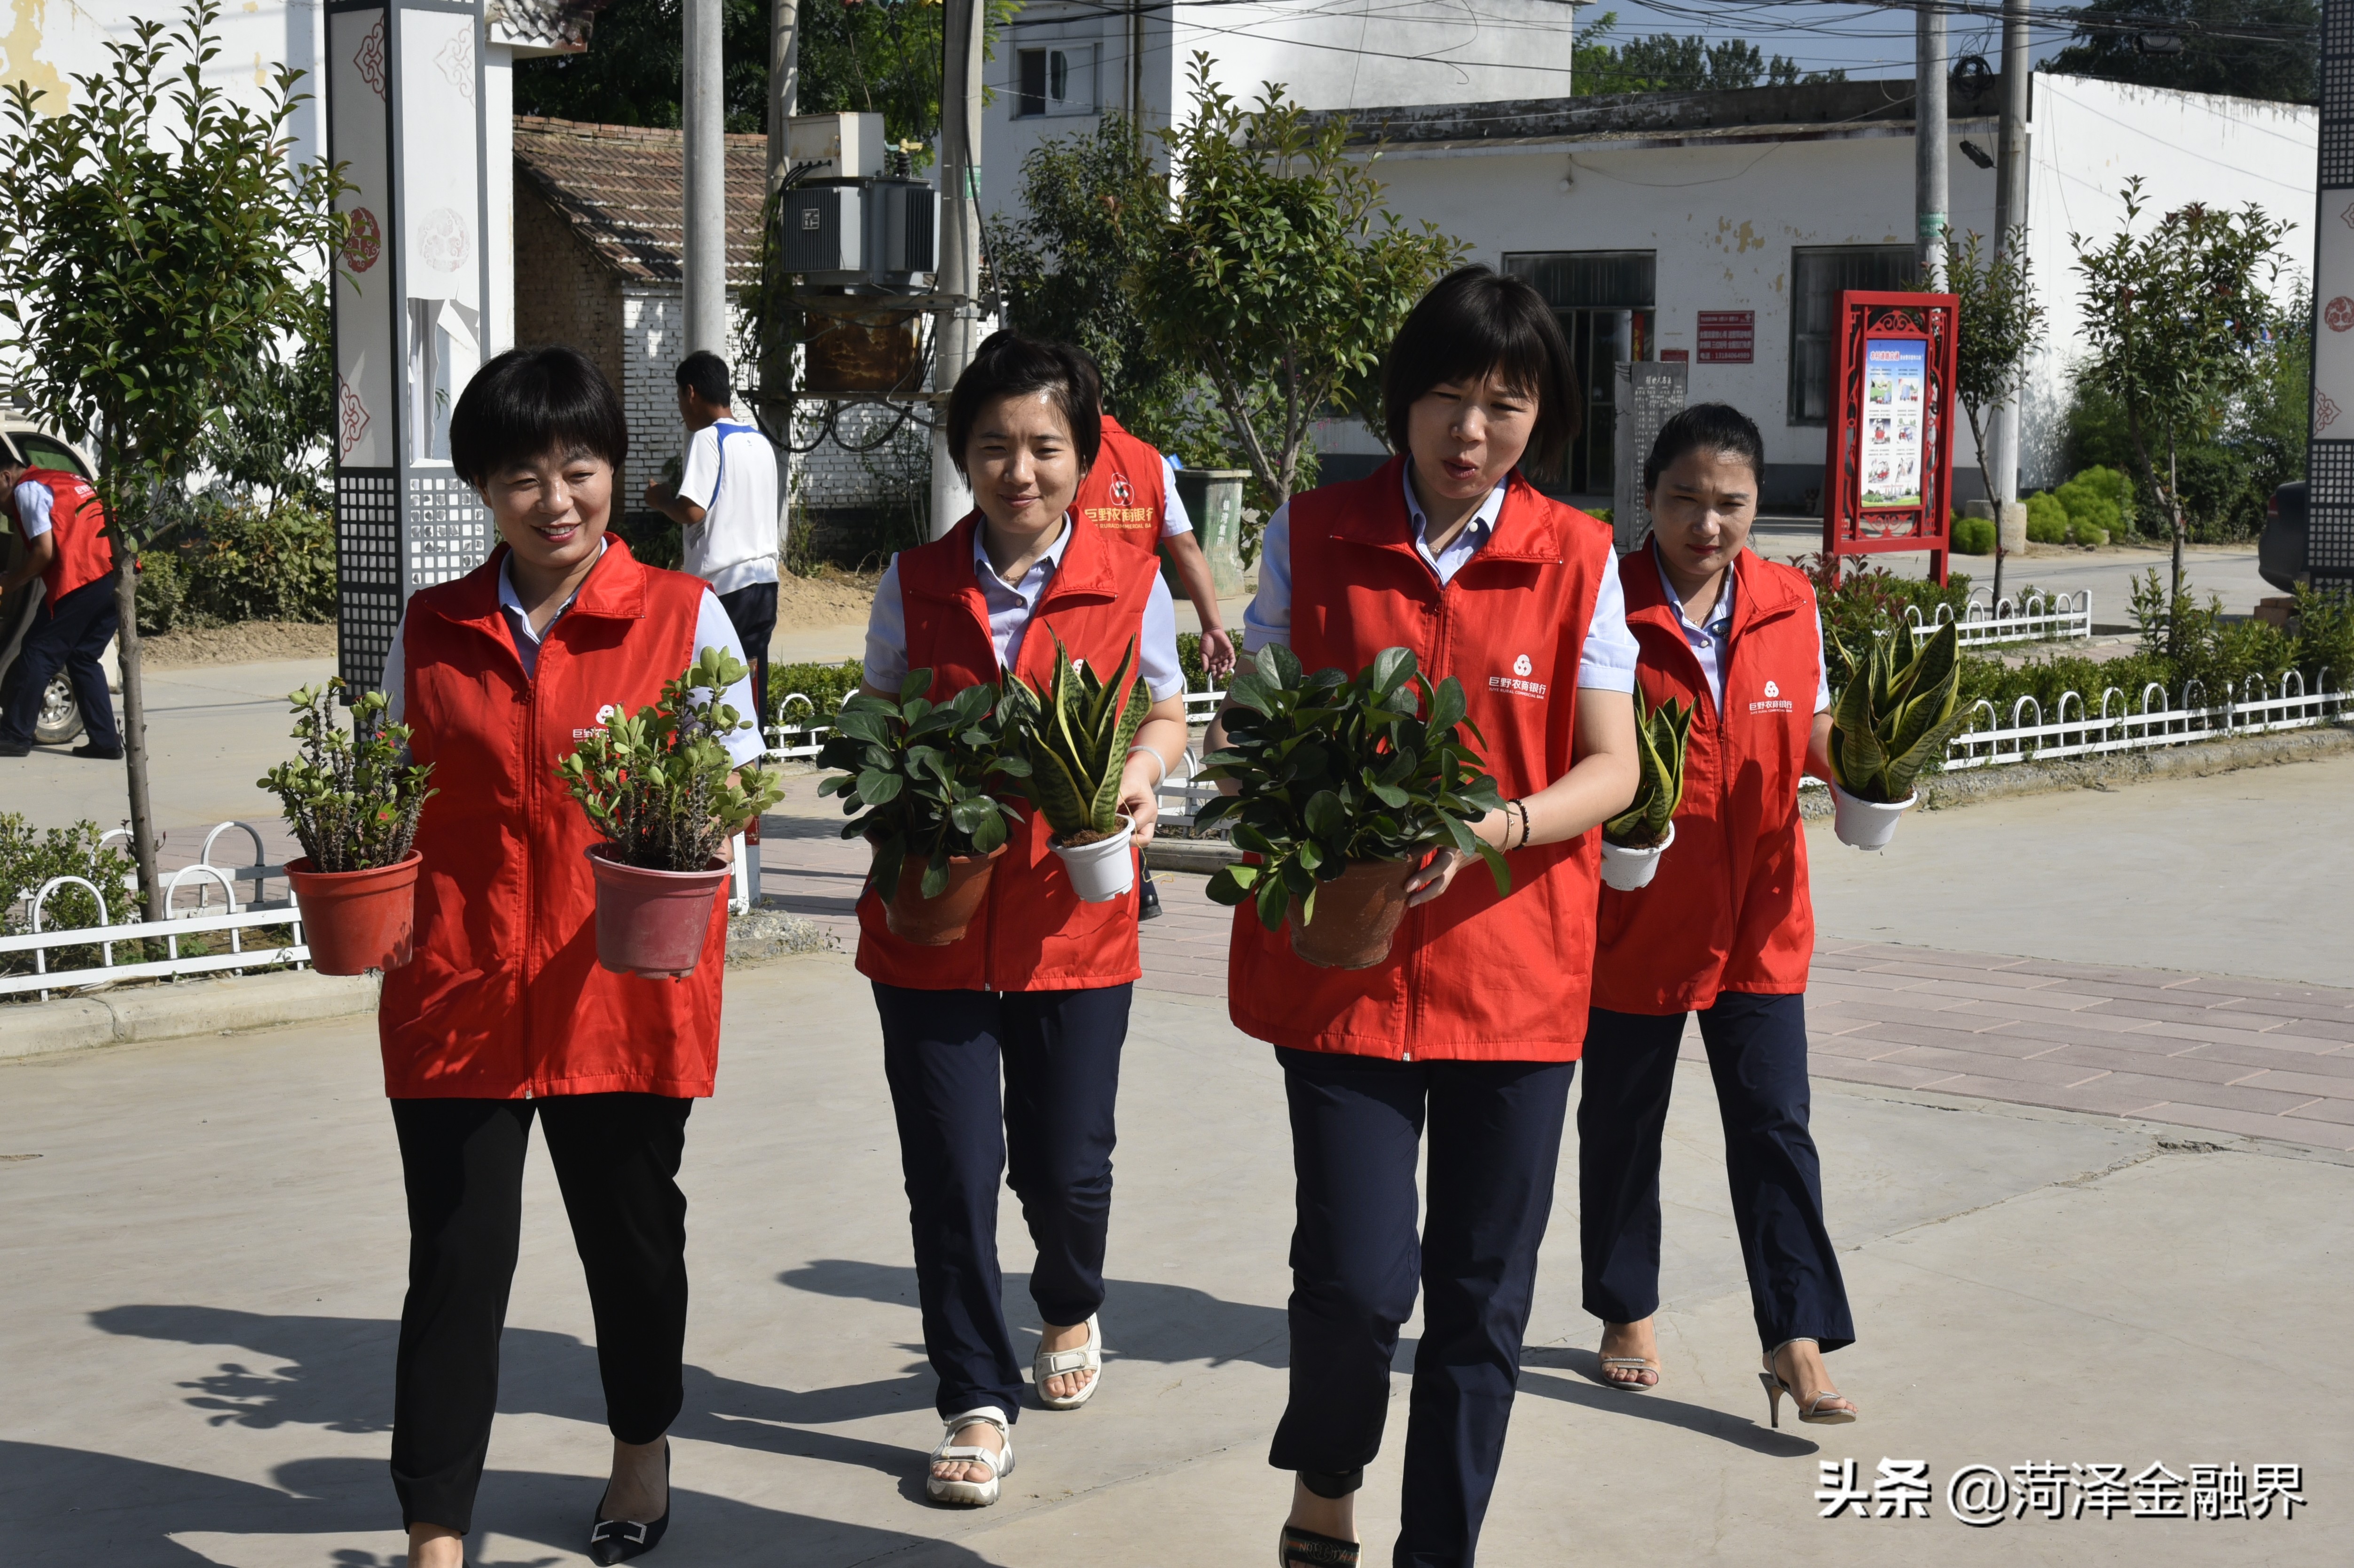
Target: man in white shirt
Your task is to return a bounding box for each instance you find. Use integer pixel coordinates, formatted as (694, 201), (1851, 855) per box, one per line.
(642, 351), (781, 707)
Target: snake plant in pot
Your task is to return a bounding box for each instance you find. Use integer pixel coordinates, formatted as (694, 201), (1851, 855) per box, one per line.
(1197, 644), (1507, 969)
(558, 647), (787, 978)
(260, 679), (437, 975)
(1826, 620), (1966, 849)
(1599, 689), (1693, 892)
(1003, 633), (1152, 903)
(816, 669), (1031, 945)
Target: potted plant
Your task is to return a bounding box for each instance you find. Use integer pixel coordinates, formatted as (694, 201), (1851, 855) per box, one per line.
(1004, 633), (1152, 903)
(260, 679), (436, 976)
(1197, 644), (1507, 969)
(816, 669), (1031, 945)
(1826, 620), (1966, 850)
(1599, 690), (1692, 891)
(558, 647), (786, 978)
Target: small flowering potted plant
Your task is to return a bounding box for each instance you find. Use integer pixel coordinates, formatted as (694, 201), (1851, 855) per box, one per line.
(1003, 634), (1151, 903)
(260, 679), (436, 975)
(816, 669), (1030, 945)
(1826, 620), (1965, 850)
(1197, 644), (1507, 969)
(1598, 689), (1691, 891)
(558, 647), (787, 978)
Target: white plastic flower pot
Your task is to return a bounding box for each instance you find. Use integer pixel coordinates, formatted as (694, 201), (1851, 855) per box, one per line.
(1051, 814), (1138, 903)
(1598, 820), (1675, 892)
(1830, 783), (1916, 850)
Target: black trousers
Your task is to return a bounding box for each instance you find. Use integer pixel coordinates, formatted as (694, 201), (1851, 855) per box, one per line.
(0, 574), (119, 748)
(389, 1094), (693, 1534)
(1578, 993), (1854, 1354)
(717, 580), (777, 720)
(1271, 1047), (1576, 1568)
(873, 981), (1129, 1424)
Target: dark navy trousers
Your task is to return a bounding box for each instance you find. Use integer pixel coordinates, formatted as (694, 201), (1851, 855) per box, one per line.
(1271, 1047), (1576, 1568)
(1578, 993), (1854, 1354)
(873, 981), (1129, 1424)
(0, 575), (119, 748)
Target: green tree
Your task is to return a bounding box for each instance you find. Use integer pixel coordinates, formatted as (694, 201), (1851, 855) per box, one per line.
(1921, 228), (2044, 599)
(2072, 179), (2289, 613)
(2046, 1), (2318, 105)
(1133, 56), (1467, 509)
(0, 0), (347, 921)
(1573, 12), (1839, 95)
(195, 280), (335, 513)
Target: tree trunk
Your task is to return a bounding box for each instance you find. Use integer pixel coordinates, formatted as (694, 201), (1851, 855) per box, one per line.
(2168, 439), (2184, 604)
(111, 556), (165, 925)
(1967, 402), (2001, 603)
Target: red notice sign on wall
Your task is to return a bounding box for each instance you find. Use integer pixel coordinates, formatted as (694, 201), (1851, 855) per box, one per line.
(1659, 348), (1690, 363)
(1696, 311), (1756, 364)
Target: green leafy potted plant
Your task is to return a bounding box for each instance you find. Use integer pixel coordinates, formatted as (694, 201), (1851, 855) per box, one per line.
(816, 669), (1031, 945)
(259, 679), (436, 975)
(1003, 633), (1152, 903)
(1197, 644), (1507, 969)
(1826, 620), (1966, 850)
(1599, 690), (1693, 892)
(558, 647), (786, 978)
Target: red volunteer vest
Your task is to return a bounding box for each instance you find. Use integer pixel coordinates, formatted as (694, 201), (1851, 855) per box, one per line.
(378, 538), (730, 1098)
(1591, 540), (1821, 1014)
(854, 510), (1162, 992)
(1073, 415), (1169, 553)
(11, 468), (114, 602)
(1227, 457), (1613, 1062)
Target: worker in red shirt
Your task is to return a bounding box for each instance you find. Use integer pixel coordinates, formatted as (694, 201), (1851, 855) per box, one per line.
(1068, 380), (1237, 682)
(1208, 267), (1641, 1568)
(1578, 403), (1860, 1429)
(0, 449), (121, 759)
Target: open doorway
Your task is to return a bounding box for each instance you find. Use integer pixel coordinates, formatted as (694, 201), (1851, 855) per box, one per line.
(1501, 251), (1656, 497)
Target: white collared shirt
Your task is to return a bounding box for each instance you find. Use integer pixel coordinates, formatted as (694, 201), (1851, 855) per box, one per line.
(1650, 547), (1832, 714)
(383, 540), (768, 767)
(1241, 465), (1638, 694)
(863, 514), (1185, 698)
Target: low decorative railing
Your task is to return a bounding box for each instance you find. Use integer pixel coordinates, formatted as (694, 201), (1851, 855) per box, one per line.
(764, 683), (1232, 762)
(1944, 669), (2345, 769)
(1907, 588), (2093, 648)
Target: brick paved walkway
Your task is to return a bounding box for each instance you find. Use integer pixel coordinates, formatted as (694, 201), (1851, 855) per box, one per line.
(757, 821), (2354, 1154)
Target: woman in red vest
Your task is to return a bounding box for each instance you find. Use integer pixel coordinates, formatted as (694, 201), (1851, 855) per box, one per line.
(1579, 403), (1860, 1428)
(1209, 266), (1640, 1568)
(378, 346), (768, 1568)
(855, 331), (1191, 1506)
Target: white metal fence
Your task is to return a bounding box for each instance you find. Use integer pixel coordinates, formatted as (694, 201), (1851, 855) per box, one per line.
(1907, 588), (2094, 648)
(1945, 669), (2346, 769)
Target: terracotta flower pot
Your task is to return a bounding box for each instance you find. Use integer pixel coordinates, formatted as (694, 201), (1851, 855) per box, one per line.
(1288, 858), (1419, 970)
(286, 851), (423, 976)
(882, 841), (1010, 946)
(585, 844), (730, 979)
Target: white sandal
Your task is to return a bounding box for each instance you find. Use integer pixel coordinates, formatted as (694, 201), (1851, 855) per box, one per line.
(926, 1407), (1015, 1506)
(1033, 1315), (1102, 1411)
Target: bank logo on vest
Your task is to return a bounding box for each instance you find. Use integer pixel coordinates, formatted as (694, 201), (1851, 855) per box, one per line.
(1110, 474), (1134, 506)
(574, 702), (623, 741)
(1492, 652), (1546, 700)
(1750, 677), (1794, 715)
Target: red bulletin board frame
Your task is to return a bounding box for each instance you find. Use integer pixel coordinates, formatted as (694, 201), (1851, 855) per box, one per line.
(1821, 290), (1959, 586)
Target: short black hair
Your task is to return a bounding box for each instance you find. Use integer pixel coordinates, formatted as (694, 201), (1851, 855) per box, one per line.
(449, 346), (629, 487)
(1381, 265), (1581, 469)
(1644, 402), (1767, 493)
(675, 350), (731, 405)
(946, 330), (1102, 476)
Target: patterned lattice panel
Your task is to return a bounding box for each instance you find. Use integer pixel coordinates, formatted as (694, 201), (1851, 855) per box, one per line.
(404, 473), (493, 593)
(336, 468), (400, 696)
(2311, 440), (2354, 582)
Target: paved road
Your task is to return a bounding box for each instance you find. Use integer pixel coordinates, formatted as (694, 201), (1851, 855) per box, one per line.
(5, 955), (2347, 1566)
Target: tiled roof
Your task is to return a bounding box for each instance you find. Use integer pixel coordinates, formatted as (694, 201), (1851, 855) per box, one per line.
(488, 0), (604, 54)
(513, 115), (768, 289)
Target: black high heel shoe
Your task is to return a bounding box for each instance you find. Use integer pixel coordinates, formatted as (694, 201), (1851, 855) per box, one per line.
(588, 1439), (671, 1564)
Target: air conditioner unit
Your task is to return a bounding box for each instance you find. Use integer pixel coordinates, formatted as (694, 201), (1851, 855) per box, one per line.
(783, 178), (937, 290)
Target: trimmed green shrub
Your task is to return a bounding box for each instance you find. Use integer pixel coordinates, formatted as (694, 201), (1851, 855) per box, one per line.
(2023, 492), (2070, 544)
(1951, 515), (1996, 556)
(766, 658), (865, 728)
(2069, 521), (2110, 548)
(134, 549), (187, 635)
(2055, 464), (2133, 538)
(181, 498), (336, 623)
(1, 814), (141, 978)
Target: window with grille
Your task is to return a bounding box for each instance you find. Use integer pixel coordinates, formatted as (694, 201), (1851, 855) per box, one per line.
(1016, 46), (1098, 119)
(1789, 245), (1916, 426)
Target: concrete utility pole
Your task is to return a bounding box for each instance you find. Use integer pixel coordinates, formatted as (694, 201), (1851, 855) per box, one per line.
(1915, 0), (1949, 291)
(928, 0), (985, 537)
(767, 0), (801, 196)
(683, 0), (729, 357)
(1988, 0), (2032, 589)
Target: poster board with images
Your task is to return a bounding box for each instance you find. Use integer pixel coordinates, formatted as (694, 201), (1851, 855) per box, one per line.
(1820, 291), (1958, 585)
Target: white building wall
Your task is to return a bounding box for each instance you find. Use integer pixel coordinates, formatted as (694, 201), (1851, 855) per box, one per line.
(619, 288), (757, 494)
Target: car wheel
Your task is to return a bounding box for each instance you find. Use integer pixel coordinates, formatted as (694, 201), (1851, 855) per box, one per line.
(34, 672), (85, 745)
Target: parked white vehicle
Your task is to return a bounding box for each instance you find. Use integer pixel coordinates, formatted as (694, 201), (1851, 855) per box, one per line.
(0, 416), (119, 746)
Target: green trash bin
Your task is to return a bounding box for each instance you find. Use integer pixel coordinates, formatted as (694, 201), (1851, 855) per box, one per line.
(1167, 467), (1250, 599)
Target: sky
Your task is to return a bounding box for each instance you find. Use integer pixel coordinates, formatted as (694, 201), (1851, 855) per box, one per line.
(1575, 1), (2083, 82)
